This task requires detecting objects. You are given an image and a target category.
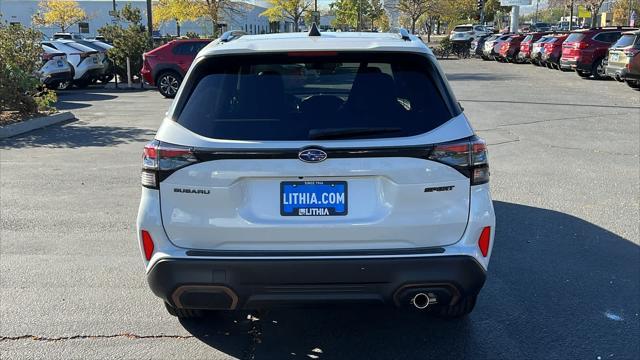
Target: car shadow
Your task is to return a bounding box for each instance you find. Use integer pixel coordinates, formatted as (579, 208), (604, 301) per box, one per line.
(446, 73), (523, 81)
(0, 122), (155, 149)
(55, 90), (119, 111)
(178, 201), (640, 359)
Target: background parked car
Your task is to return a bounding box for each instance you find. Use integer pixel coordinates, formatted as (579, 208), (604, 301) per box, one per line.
(39, 44), (73, 89)
(560, 27), (637, 79)
(518, 32), (550, 63)
(74, 39), (115, 84)
(41, 39), (103, 88)
(531, 22), (552, 32)
(605, 30), (640, 88)
(52, 32), (85, 40)
(542, 34), (569, 70)
(531, 36), (554, 66)
(471, 34), (492, 58)
(141, 39), (212, 98)
(499, 34), (525, 62)
(450, 24), (491, 43)
(484, 34), (513, 60)
(480, 34), (502, 60)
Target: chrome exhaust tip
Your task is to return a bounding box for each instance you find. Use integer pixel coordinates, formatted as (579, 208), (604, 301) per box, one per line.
(411, 292), (431, 309)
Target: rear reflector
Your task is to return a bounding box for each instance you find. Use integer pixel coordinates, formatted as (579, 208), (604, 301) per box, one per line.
(478, 227), (491, 257)
(141, 230), (154, 261)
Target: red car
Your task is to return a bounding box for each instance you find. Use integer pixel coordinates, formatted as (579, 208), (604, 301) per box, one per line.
(541, 34), (568, 70)
(560, 27), (637, 79)
(498, 34), (525, 62)
(141, 39), (212, 98)
(517, 32), (550, 63)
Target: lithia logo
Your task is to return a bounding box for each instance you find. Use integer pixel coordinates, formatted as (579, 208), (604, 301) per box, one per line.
(174, 188), (210, 194)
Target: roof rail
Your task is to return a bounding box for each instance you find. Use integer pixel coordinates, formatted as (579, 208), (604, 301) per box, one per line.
(390, 28), (411, 41)
(219, 30), (247, 43)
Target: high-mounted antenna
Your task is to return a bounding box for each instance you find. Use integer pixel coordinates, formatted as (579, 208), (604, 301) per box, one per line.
(308, 23), (321, 37)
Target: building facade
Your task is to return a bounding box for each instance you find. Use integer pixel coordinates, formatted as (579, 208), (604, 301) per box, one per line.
(0, 0), (287, 38)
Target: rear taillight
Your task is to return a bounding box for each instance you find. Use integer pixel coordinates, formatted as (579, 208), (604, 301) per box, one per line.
(428, 137), (489, 185)
(576, 42), (588, 49)
(141, 140), (199, 188)
(624, 48), (639, 58)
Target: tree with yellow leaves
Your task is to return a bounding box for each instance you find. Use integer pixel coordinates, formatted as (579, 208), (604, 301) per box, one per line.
(32, 0), (87, 33)
(261, 0), (313, 32)
(612, 0), (639, 25)
(153, 0), (202, 37)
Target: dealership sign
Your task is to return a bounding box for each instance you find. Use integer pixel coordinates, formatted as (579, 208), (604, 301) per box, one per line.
(500, 0), (532, 5)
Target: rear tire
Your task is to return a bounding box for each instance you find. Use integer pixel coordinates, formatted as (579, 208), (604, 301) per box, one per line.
(157, 71), (182, 98)
(433, 295), (477, 318)
(591, 58), (606, 80)
(164, 302), (204, 318)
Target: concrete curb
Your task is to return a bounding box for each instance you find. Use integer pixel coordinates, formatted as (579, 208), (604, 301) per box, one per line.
(0, 111), (76, 139)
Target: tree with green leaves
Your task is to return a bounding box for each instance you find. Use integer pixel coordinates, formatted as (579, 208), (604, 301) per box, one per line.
(397, 0), (432, 34)
(0, 20), (56, 114)
(367, 0), (386, 30)
(261, 0), (313, 32)
(98, 4), (151, 81)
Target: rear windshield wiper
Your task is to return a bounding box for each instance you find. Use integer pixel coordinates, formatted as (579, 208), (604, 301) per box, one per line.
(308, 127), (403, 140)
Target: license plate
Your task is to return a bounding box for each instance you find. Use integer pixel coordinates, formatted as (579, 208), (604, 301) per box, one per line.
(280, 181), (347, 216)
(610, 53), (619, 62)
(56, 60), (63, 67)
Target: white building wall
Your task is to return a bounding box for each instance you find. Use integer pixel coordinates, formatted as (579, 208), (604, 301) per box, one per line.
(0, 0), (274, 38)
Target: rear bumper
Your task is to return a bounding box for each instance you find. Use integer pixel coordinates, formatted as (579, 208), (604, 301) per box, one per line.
(605, 65), (639, 80)
(147, 255), (487, 310)
(141, 66), (154, 85)
(560, 58), (577, 70)
(42, 70), (73, 85)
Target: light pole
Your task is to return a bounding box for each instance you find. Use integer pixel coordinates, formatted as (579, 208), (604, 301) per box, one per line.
(146, 0), (153, 46)
(569, 0), (574, 31)
(534, 0), (539, 24)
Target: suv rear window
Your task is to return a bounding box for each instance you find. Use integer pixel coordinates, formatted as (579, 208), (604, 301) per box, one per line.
(453, 26), (472, 32)
(612, 34), (637, 48)
(175, 52), (456, 141)
(565, 33), (585, 43)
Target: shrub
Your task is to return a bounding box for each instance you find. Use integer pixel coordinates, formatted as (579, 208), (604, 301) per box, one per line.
(98, 4), (151, 81)
(0, 21), (56, 114)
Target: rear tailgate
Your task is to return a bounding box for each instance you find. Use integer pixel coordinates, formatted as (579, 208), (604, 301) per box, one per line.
(154, 51), (476, 252)
(159, 154), (470, 251)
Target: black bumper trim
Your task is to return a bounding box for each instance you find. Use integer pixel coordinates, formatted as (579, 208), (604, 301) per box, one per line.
(147, 255), (487, 310)
(186, 247), (446, 257)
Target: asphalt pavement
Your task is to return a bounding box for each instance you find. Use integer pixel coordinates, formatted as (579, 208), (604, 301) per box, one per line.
(1, 59), (639, 359)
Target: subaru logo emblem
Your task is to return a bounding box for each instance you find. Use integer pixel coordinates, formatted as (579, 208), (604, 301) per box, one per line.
(298, 148), (327, 163)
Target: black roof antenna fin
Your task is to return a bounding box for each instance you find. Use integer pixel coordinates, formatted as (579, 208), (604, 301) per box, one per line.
(309, 23), (321, 37)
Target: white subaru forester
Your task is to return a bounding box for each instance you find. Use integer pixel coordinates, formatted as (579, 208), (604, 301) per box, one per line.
(137, 27), (495, 319)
